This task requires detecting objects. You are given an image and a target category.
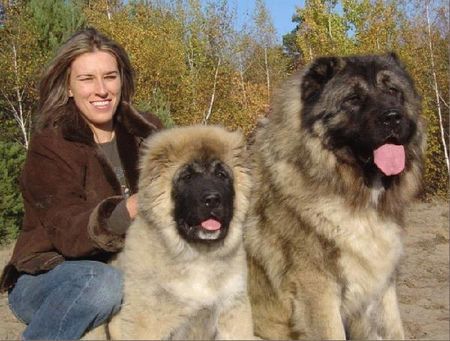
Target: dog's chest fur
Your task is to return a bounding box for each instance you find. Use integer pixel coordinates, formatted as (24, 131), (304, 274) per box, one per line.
(164, 258), (246, 307)
(320, 204), (403, 315)
(121, 219), (247, 310)
(256, 159), (404, 317)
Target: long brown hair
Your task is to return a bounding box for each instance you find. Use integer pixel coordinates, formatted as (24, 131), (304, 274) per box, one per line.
(36, 27), (135, 130)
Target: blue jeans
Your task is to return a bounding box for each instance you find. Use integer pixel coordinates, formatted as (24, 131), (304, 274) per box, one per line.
(8, 260), (123, 340)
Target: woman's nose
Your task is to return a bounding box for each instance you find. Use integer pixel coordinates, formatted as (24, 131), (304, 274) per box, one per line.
(94, 79), (108, 96)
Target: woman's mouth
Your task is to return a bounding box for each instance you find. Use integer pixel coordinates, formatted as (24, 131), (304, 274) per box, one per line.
(91, 100), (111, 109)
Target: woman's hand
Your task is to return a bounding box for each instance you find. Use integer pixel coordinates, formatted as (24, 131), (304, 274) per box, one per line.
(125, 194), (138, 220)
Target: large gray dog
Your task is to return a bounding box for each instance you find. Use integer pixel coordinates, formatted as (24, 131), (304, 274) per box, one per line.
(245, 53), (425, 340)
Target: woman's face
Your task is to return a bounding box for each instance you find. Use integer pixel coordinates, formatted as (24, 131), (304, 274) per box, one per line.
(68, 50), (122, 131)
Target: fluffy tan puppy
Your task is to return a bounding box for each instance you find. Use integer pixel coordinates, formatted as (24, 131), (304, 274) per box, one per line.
(245, 54), (425, 340)
(107, 125), (255, 340)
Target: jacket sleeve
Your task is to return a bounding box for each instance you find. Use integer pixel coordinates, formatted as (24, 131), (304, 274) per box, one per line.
(20, 134), (124, 258)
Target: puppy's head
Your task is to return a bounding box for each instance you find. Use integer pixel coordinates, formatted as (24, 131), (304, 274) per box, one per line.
(138, 125), (250, 255)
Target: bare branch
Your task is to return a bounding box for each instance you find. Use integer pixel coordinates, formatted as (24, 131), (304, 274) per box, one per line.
(1, 89), (18, 114)
(438, 94), (449, 108)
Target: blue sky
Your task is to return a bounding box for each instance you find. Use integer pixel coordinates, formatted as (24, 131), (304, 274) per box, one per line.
(234, 0), (304, 40)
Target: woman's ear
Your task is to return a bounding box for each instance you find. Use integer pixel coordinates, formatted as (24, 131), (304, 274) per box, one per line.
(68, 88), (73, 97)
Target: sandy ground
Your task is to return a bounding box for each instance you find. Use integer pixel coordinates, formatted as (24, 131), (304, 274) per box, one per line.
(0, 200), (448, 340)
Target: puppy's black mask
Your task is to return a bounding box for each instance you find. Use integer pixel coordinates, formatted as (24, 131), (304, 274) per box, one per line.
(172, 159), (235, 244)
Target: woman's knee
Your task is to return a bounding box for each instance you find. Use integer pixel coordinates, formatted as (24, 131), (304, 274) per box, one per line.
(82, 262), (124, 314)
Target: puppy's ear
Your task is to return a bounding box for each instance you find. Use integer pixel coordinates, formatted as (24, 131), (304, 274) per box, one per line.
(301, 57), (344, 103)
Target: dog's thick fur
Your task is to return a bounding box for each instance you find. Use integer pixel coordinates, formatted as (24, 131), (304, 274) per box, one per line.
(107, 125), (254, 340)
(245, 54), (424, 340)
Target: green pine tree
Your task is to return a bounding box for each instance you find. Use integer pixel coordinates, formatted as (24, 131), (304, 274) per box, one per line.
(29, 0), (86, 52)
(0, 141), (26, 244)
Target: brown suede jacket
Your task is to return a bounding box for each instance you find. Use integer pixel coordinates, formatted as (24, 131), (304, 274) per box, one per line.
(0, 102), (162, 292)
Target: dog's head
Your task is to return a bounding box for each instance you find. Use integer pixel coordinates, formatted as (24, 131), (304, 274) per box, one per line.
(138, 125), (250, 255)
(300, 53), (423, 180)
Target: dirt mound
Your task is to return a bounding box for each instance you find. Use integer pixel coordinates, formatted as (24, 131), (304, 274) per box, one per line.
(0, 200), (448, 340)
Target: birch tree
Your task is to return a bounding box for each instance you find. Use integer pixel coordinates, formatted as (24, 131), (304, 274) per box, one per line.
(202, 0), (234, 124)
(253, 0), (276, 102)
(0, 0), (85, 149)
(425, 2), (449, 174)
(0, 2), (41, 149)
(294, 0), (351, 62)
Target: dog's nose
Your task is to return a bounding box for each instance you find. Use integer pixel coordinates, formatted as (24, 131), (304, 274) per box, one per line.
(381, 110), (402, 128)
(203, 192), (221, 209)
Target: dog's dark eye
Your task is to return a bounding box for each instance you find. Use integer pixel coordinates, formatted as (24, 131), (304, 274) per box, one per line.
(180, 169), (193, 181)
(181, 173), (191, 181)
(386, 87), (403, 102)
(322, 111), (334, 121)
(215, 168), (229, 180)
(344, 94), (361, 105)
(388, 87), (398, 96)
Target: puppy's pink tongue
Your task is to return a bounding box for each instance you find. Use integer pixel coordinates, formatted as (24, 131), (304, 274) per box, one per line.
(373, 144), (405, 176)
(201, 219), (221, 231)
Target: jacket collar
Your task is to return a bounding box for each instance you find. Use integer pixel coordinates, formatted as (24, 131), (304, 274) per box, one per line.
(60, 100), (158, 194)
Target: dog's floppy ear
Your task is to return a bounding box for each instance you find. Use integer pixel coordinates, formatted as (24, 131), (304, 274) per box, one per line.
(301, 56), (345, 103)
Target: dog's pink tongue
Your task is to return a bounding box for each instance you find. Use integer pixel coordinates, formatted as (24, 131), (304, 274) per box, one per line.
(201, 219), (221, 231)
(373, 144), (405, 176)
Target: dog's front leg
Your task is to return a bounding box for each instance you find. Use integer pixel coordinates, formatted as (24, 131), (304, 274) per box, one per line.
(348, 281), (404, 340)
(291, 281), (346, 340)
(378, 282), (404, 339)
(216, 293), (258, 340)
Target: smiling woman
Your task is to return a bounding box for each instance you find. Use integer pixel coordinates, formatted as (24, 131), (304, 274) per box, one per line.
(0, 27), (163, 340)
(68, 51), (122, 142)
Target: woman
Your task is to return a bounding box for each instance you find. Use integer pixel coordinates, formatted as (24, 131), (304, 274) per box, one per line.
(0, 27), (163, 339)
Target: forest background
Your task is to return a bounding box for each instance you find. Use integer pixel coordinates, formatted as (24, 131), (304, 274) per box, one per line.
(0, 0), (448, 244)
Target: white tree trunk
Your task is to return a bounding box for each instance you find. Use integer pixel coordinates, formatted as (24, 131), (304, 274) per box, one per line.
(264, 46), (270, 103)
(238, 52), (248, 109)
(4, 43), (30, 149)
(184, 32), (198, 109)
(106, 0), (112, 21)
(426, 4), (449, 174)
(203, 57), (221, 124)
(327, 12), (333, 40)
